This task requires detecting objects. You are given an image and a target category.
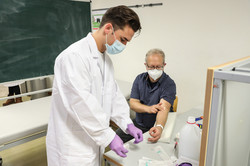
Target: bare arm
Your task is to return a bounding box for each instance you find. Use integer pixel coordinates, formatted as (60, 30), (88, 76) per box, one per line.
(156, 98), (171, 128)
(130, 98), (162, 114)
(148, 98), (171, 142)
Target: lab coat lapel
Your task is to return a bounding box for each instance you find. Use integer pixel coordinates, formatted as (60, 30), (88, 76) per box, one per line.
(103, 53), (113, 85)
(86, 33), (111, 85)
(86, 33), (99, 58)
(86, 33), (104, 76)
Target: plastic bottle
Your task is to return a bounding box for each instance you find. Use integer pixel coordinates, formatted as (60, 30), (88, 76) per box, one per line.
(178, 116), (202, 162)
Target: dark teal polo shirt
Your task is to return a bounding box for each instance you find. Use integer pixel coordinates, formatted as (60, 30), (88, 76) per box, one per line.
(130, 72), (176, 129)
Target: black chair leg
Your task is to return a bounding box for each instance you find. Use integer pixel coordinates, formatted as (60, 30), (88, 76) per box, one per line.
(0, 156), (2, 166)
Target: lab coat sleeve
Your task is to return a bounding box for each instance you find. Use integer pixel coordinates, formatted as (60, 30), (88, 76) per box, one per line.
(55, 52), (115, 148)
(110, 80), (133, 133)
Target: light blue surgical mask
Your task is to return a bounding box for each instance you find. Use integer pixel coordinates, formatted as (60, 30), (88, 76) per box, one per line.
(105, 28), (126, 55)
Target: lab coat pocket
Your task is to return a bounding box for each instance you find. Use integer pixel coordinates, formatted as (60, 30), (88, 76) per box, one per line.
(64, 118), (98, 156)
(64, 129), (98, 156)
(60, 153), (97, 166)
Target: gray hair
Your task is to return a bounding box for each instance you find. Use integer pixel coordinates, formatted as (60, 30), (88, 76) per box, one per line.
(145, 48), (165, 64)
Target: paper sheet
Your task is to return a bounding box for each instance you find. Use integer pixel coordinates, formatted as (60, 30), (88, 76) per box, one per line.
(138, 157), (173, 166)
(158, 112), (177, 143)
(138, 146), (175, 166)
(152, 145), (170, 161)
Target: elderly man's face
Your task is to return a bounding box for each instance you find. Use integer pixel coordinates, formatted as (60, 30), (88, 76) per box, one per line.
(145, 54), (165, 70)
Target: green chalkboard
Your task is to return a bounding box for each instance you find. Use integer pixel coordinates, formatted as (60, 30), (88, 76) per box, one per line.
(0, 0), (91, 83)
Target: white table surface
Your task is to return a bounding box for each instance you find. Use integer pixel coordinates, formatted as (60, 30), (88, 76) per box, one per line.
(0, 80), (132, 148)
(0, 96), (51, 146)
(104, 106), (204, 166)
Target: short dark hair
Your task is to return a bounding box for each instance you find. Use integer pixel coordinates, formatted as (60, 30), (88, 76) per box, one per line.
(99, 5), (141, 33)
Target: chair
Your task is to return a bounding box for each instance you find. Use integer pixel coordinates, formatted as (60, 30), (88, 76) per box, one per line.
(173, 96), (178, 112)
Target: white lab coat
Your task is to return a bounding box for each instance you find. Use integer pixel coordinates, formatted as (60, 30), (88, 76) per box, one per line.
(46, 33), (132, 166)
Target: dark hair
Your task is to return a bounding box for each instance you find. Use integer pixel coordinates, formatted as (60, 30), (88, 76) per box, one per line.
(99, 5), (141, 33)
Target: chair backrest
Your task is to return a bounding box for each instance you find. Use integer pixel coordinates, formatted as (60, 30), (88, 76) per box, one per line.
(173, 96), (178, 112)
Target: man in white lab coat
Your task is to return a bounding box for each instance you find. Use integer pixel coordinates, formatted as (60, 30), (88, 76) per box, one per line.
(46, 5), (143, 166)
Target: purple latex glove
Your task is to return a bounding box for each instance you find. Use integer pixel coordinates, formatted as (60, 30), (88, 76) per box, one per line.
(126, 123), (143, 144)
(109, 134), (128, 158)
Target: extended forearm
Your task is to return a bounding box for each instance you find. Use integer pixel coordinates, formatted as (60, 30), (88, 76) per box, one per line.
(155, 99), (171, 127)
(155, 109), (168, 127)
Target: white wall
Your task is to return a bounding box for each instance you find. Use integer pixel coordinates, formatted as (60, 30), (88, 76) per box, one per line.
(91, 0), (250, 113)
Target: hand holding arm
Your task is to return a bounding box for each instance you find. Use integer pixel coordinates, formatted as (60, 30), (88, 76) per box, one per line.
(130, 98), (161, 114)
(148, 104), (162, 114)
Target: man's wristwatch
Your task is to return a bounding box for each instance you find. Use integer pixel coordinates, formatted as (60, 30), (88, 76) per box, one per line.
(156, 124), (164, 130)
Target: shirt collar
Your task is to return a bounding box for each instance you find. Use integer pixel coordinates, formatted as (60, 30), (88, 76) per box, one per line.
(158, 72), (166, 84)
(86, 32), (102, 58)
(145, 71), (166, 85)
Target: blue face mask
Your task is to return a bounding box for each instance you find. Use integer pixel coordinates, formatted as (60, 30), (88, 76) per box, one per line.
(105, 28), (126, 54)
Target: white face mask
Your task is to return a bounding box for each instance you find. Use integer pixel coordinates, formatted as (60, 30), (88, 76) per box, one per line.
(148, 69), (163, 81)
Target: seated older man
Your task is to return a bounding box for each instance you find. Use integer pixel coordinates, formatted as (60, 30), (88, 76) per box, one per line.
(116, 48), (176, 143)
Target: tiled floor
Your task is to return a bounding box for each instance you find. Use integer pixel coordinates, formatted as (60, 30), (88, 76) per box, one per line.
(0, 137), (47, 166)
